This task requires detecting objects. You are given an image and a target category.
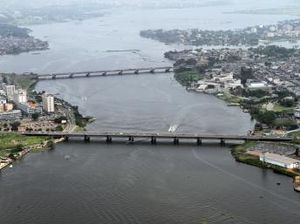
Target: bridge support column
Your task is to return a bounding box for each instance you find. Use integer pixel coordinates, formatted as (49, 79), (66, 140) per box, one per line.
(106, 136), (112, 144)
(197, 138), (202, 146)
(220, 138), (225, 146)
(128, 136), (134, 143)
(64, 136), (69, 142)
(151, 136), (157, 144)
(174, 137), (179, 145)
(84, 135), (90, 143)
(150, 69), (155, 73)
(134, 70), (139, 74)
(52, 75), (56, 79)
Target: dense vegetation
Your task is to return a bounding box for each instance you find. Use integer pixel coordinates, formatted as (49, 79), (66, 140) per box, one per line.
(0, 23), (30, 38)
(249, 45), (298, 58)
(174, 69), (203, 87)
(0, 133), (50, 158)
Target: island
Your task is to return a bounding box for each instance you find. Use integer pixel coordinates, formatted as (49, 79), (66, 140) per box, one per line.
(140, 19), (300, 46)
(0, 23), (48, 55)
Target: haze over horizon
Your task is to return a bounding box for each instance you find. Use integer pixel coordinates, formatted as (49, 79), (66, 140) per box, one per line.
(0, 0), (299, 10)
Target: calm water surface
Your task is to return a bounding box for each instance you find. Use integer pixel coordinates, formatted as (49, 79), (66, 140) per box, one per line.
(1, 3), (300, 224)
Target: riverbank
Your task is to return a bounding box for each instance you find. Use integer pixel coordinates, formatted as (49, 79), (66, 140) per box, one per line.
(0, 72), (95, 170)
(0, 132), (53, 171)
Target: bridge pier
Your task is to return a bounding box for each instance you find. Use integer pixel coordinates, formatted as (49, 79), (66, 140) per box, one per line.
(106, 136), (112, 144)
(174, 137), (179, 145)
(118, 71), (123, 75)
(102, 72), (107, 76)
(69, 74), (74, 78)
(151, 136), (157, 144)
(64, 136), (69, 142)
(52, 75), (56, 79)
(197, 138), (202, 145)
(134, 70), (139, 74)
(220, 138), (225, 146)
(84, 135), (90, 143)
(150, 69), (155, 73)
(128, 136), (134, 143)
(86, 73), (90, 77)
(165, 68), (171, 72)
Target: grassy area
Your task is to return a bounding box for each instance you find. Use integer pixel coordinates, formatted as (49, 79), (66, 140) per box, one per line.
(174, 69), (202, 87)
(0, 133), (49, 157)
(272, 104), (295, 113)
(217, 92), (242, 104)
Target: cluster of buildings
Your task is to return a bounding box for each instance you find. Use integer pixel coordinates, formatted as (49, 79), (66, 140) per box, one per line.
(0, 83), (55, 121)
(0, 36), (48, 55)
(141, 19), (300, 47)
(193, 72), (243, 94)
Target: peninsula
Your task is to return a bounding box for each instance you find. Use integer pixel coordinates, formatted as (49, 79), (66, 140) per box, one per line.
(140, 19), (300, 46)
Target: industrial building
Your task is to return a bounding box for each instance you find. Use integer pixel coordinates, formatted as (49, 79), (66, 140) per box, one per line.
(260, 152), (300, 169)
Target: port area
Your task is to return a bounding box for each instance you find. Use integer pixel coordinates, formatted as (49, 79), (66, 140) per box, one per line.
(232, 141), (300, 191)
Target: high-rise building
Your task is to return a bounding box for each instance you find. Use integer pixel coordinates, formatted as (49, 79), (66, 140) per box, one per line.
(14, 89), (27, 104)
(42, 94), (55, 113)
(5, 85), (16, 100)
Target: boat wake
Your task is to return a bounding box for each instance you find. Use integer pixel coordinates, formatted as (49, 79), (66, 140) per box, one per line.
(168, 125), (178, 133)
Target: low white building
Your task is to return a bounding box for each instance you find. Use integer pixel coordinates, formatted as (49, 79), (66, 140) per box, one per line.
(260, 153), (300, 169)
(247, 81), (269, 90)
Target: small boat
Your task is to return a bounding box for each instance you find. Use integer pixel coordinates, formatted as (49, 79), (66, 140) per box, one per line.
(168, 125), (178, 133)
(293, 176), (300, 192)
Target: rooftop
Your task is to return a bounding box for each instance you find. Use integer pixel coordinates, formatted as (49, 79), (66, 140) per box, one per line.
(261, 152), (300, 165)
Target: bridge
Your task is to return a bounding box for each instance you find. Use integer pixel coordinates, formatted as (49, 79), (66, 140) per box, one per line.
(21, 131), (293, 145)
(35, 66), (174, 80)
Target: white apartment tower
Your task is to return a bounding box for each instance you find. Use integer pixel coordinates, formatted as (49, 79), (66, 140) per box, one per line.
(5, 85), (16, 100)
(14, 89), (27, 104)
(42, 94), (55, 113)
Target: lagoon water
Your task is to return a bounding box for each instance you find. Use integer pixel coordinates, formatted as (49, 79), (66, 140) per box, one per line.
(1, 2), (300, 223)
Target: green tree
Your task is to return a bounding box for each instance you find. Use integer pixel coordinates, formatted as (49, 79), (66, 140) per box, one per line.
(32, 113), (40, 121)
(256, 111), (276, 126)
(10, 121), (21, 131)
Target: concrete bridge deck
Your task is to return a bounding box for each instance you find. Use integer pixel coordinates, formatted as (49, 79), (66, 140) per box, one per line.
(21, 131), (293, 145)
(36, 66), (174, 80)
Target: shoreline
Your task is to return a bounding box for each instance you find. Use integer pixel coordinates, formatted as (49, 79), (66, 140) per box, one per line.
(0, 74), (95, 171)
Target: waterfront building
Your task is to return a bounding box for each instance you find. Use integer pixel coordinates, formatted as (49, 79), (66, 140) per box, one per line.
(0, 110), (22, 121)
(5, 85), (16, 100)
(260, 153), (300, 169)
(42, 94), (55, 113)
(14, 89), (27, 104)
